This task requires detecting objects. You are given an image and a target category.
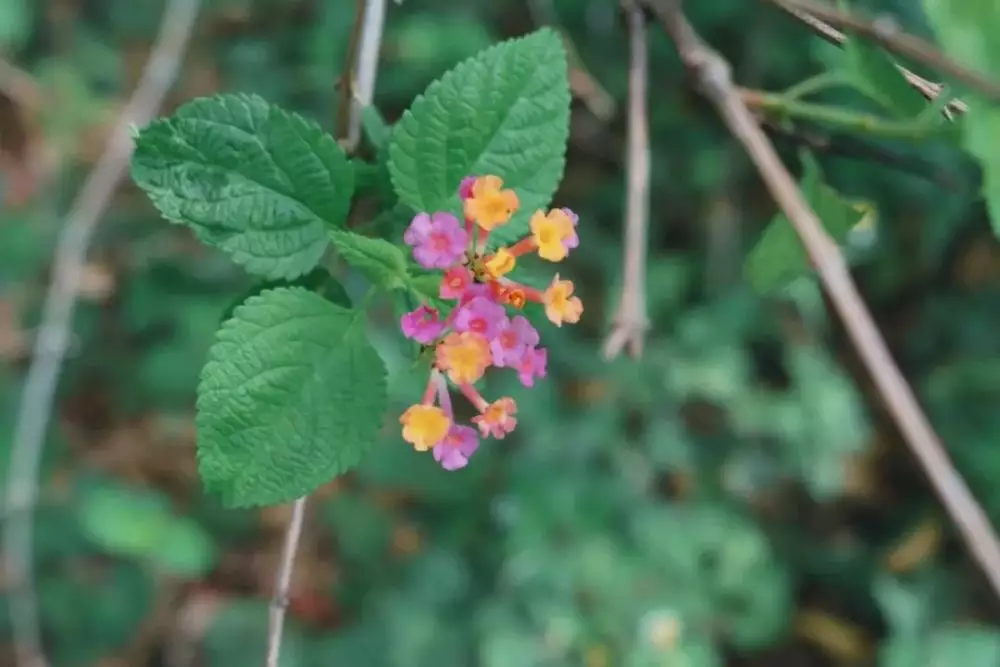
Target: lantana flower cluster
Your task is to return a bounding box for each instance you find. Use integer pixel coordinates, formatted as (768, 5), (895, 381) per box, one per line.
(399, 175), (583, 470)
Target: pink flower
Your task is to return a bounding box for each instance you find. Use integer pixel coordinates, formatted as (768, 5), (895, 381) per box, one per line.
(560, 208), (579, 252)
(516, 347), (547, 387)
(458, 176), (477, 200)
(473, 397), (518, 439)
(441, 266), (473, 300)
(404, 212), (468, 269)
(453, 296), (506, 340)
(490, 315), (539, 367)
(400, 305), (446, 344)
(433, 424), (480, 470)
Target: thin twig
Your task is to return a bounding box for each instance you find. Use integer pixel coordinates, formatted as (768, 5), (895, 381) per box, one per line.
(763, 0), (967, 117)
(603, 0), (650, 360)
(343, 0), (387, 153)
(265, 497), (307, 667)
(0, 59), (43, 111)
(1, 1), (201, 665)
(641, 0), (1000, 600)
(335, 0), (365, 142)
(765, 0), (991, 108)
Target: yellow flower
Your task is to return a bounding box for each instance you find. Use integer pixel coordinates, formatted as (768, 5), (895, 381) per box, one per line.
(543, 274), (583, 326)
(484, 248), (516, 279)
(529, 209), (575, 262)
(435, 332), (491, 384)
(400, 404), (451, 451)
(464, 175), (519, 231)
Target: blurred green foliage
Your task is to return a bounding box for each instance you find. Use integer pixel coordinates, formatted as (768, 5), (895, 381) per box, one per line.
(3, 0), (1000, 665)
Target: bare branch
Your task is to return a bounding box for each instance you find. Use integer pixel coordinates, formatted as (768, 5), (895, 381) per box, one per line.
(642, 0), (1000, 600)
(603, 1), (651, 360)
(265, 497), (308, 667)
(1, 2), (201, 666)
(765, 0), (991, 109)
(335, 0), (366, 142)
(343, 0), (387, 153)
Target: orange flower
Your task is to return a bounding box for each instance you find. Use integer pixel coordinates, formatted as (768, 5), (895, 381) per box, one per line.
(435, 332), (491, 384)
(543, 274), (583, 326)
(472, 397), (518, 438)
(400, 404), (450, 451)
(464, 176), (519, 231)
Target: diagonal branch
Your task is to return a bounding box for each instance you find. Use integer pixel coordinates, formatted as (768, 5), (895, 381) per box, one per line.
(1, 2), (201, 666)
(764, 0), (989, 112)
(603, 0), (651, 360)
(640, 0), (1000, 600)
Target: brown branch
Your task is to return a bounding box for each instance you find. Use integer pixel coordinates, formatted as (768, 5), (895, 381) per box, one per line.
(1, 2), (201, 666)
(641, 0), (1000, 600)
(763, 0), (968, 117)
(604, 0), (650, 360)
(765, 0), (995, 107)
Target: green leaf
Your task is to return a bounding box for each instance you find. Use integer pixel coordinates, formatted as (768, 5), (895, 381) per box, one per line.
(388, 28), (571, 246)
(131, 93), (354, 280)
(220, 267), (352, 323)
(361, 105), (391, 151)
(843, 39), (928, 118)
(329, 229), (409, 290)
(745, 153), (870, 293)
(880, 626), (1000, 667)
(155, 517), (218, 578)
(921, 1), (1000, 237)
(80, 484), (173, 558)
(197, 287), (388, 507)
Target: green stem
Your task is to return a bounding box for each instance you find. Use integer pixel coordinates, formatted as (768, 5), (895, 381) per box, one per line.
(749, 91), (946, 141)
(780, 71), (851, 101)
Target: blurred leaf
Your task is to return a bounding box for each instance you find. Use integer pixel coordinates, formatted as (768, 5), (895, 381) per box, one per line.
(0, 0), (30, 51)
(388, 28), (570, 247)
(155, 516), (218, 577)
(79, 483), (173, 558)
(131, 94), (354, 280)
(842, 39), (928, 118)
(197, 287), (387, 507)
(746, 152), (869, 292)
(922, 0), (1000, 237)
(205, 599), (307, 667)
(880, 625), (1000, 667)
(631, 504), (793, 649)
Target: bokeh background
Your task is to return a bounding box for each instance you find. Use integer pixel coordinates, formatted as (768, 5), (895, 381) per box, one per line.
(4, 0), (1000, 665)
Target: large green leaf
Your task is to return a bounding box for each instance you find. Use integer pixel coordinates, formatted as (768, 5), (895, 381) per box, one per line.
(197, 287), (387, 507)
(922, 1), (1000, 236)
(131, 93), (354, 280)
(388, 28), (571, 246)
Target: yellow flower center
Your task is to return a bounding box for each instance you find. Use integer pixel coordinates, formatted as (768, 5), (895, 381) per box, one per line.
(400, 405), (451, 451)
(436, 332), (491, 384)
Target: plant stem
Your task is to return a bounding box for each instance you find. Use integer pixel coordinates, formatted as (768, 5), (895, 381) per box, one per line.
(781, 70), (849, 100)
(742, 88), (946, 140)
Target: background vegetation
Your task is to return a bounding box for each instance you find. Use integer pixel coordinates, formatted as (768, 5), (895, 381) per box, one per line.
(3, 0), (1000, 665)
